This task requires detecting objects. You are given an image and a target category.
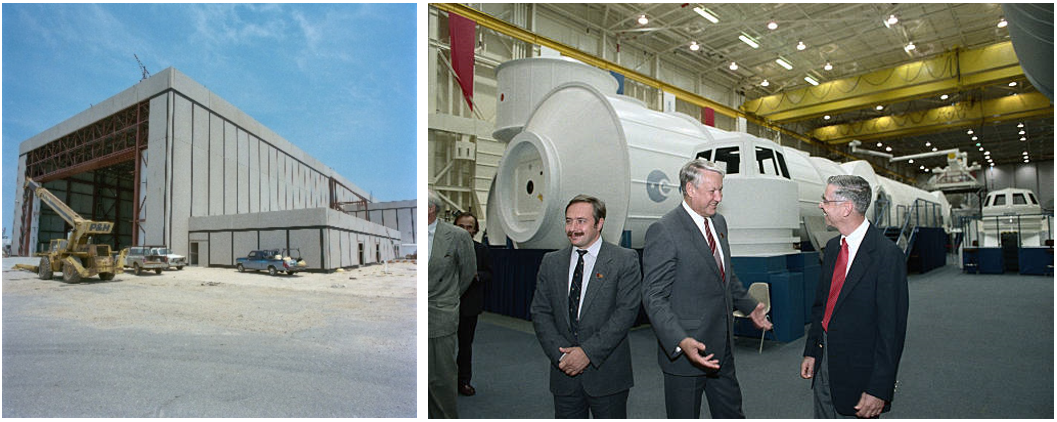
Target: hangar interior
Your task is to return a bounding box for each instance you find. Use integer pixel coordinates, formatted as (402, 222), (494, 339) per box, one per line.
(428, 3), (1053, 231)
(13, 67), (403, 270)
(427, 4), (1053, 418)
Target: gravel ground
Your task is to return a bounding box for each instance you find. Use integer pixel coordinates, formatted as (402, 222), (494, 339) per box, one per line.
(2, 258), (418, 417)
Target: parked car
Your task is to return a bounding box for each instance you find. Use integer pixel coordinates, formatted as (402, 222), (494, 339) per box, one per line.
(235, 248), (308, 276)
(122, 246), (169, 275)
(149, 247), (186, 270)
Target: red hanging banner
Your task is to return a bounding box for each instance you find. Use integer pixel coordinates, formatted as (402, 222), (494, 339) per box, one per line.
(448, 12), (476, 111)
(702, 107), (715, 127)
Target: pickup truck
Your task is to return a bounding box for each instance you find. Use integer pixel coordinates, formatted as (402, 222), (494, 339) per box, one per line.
(122, 246), (169, 275)
(149, 247), (186, 270)
(235, 248), (308, 276)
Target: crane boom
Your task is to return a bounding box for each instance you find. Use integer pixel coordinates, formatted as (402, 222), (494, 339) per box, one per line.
(25, 178), (113, 246)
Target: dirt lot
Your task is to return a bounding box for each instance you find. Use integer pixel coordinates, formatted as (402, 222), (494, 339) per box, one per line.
(2, 258), (418, 417)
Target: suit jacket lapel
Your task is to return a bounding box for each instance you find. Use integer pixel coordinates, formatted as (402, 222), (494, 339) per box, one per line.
(674, 208), (723, 283)
(714, 215), (732, 285)
(833, 225), (877, 314)
(580, 242), (610, 315)
(554, 246), (573, 332)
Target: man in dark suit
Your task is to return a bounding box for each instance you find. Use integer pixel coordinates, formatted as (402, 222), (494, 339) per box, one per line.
(530, 194), (642, 418)
(800, 175), (909, 418)
(642, 158), (772, 419)
(428, 191), (477, 419)
(453, 211), (493, 397)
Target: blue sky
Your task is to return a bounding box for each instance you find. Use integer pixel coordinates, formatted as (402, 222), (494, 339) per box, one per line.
(2, 3), (417, 236)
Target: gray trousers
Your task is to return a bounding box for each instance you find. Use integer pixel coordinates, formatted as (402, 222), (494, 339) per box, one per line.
(553, 388), (629, 419)
(813, 332), (857, 419)
(428, 334), (458, 418)
(662, 344), (745, 419)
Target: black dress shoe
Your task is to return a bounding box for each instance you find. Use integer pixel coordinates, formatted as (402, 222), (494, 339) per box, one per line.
(458, 383), (476, 396)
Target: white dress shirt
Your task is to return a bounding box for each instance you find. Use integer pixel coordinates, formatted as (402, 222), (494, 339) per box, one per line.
(839, 219), (871, 277)
(568, 235), (603, 320)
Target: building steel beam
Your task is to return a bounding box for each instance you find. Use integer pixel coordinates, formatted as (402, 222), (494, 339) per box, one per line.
(810, 92), (1053, 144)
(742, 42), (1025, 123)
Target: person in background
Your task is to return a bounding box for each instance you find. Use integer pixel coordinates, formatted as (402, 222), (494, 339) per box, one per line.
(453, 211), (492, 397)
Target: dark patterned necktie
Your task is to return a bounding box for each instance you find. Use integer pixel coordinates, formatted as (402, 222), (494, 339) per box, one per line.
(704, 218), (725, 282)
(569, 249), (588, 334)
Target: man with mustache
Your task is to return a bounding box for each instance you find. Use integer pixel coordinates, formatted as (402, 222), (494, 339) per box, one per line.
(530, 195), (642, 418)
(642, 158), (772, 418)
(800, 175), (908, 418)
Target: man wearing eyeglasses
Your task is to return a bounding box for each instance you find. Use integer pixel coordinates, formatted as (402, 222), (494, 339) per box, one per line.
(530, 195), (642, 418)
(800, 175), (909, 418)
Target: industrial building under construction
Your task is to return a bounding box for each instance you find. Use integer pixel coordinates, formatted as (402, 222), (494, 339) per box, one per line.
(11, 67), (413, 271)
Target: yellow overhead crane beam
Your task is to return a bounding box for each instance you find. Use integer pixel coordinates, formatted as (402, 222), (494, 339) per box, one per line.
(810, 92), (1053, 144)
(430, 3), (914, 183)
(742, 42), (1026, 123)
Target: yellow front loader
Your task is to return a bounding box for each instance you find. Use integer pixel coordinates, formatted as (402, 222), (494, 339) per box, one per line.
(24, 177), (126, 283)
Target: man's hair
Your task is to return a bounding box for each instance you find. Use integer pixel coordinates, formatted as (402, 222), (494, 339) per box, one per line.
(427, 190), (443, 212)
(565, 194), (606, 223)
(827, 175), (872, 215)
(454, 211), (479, 232)
(679, 158), (726, 195)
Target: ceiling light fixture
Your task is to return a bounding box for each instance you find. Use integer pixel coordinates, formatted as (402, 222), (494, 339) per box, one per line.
(919, 165), (925, 170)
(940, 94), (949, 100)
(967, 129), (974, 135)
(886, 14), (899, 27)
(739, 33), (760, 49)
(1017, 122), (1024, 128)
(909, 159), (914, 164)
(767, 20), (778, 30)
(1019, 130), (1026, 135)
(998, 18), (1007, 28)
(804, 76), (819, 86)
(876, 142), (883, 147)
(979, 147), (984, 151)
(1020, 137), (1027, 141)
(729, 62), (739, 71)
(904, 42), (916, 52)
(875, 105), (884, 111)
(797, 41), (806, 50)
(638, 14), (649, 25)
(932, 147), (938, 152)
(776, 57), (793, 70)
(824, 62), (833, 71)
(1023, 151), (1029, 155)
(925, 168), (930, 173)
(975, 142), (981, 147)
(925, 142), (931, 147)
(823, 115), (831, 120)
(972, 136), (978, 141)
(761, 79), (770, 87)
(690, 41), (700, 51)
(693, 7), (720, 24)
(1009, 81), (1018, 87)
(885, 146), (892, 152)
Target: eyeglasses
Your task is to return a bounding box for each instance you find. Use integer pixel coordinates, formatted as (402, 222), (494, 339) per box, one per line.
(820, 197), (849, 205)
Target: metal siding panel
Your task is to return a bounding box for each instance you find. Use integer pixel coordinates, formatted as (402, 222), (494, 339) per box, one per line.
(277, 153), (287, 211)
(233, 231), (258, 259)
(210, 231), (232, 266)
(259, 229), (286, 251)
(237, 129), (249, 214)
(259, 141), (271, 213)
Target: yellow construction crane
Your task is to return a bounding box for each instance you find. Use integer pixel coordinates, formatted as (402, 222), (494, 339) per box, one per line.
(21, 177), (126, 283)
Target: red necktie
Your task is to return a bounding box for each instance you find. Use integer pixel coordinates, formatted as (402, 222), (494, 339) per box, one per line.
(704, 218), (725, 282)
(822, 238), (849, 331)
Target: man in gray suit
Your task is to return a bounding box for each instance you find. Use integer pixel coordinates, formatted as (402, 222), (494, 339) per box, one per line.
(428, 191), (477, 419)
(531, 194), (642, 418)
(642, 159), (772, 418)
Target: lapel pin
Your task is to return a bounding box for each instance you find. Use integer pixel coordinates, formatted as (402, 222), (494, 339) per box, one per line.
(596, 273), (604, 279)
(719, 232), (725, 239)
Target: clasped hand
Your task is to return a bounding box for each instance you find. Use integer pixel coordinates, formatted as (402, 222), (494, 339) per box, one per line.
(557, 346), (589, 376)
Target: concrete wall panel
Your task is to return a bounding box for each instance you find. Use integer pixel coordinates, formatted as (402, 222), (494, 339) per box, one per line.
(143, 93), (170, 246)
(258, 141), (270, 213)
(277, 153), (287, 211)
(191, 104), (210, 217)
(249, 135), (260, 213)
(209, 113), (224, 216)
(210, 231), (232, 266)
(291, 229), (321, 270)
(259, 229), (286, 251)
(170, 95), (193, 256)
(233, 231), (258, 260)
(224, 121), (237, 215)
(237, 129), (249, 214)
